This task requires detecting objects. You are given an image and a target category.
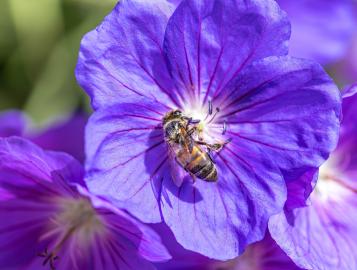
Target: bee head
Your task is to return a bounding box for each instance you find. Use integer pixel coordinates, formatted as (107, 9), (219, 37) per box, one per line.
(163, 109), (183, 123)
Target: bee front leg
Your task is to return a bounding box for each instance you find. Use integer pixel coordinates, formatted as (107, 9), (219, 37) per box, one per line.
(195, 139), (231, 153)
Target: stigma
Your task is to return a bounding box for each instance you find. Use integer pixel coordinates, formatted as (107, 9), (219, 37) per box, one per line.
(39, 197), (107, 269)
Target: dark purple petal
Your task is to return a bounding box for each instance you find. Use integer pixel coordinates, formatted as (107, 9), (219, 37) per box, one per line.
(0, 137), (83, 186)
(218, 56), (341, 184)
(0, 110), (27, 138)
(277, 0), (357, 64)
(0, 197), (53, 269)
(285, 169), (317, 210)
(76, 0), (181, 110)
(85, 100), (170, 223)
(164, 0), (290, 104)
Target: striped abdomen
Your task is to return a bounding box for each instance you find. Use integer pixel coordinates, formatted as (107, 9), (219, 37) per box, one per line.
(178, 145), (217, 182)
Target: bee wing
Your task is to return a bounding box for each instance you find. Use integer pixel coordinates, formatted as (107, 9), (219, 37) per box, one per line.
(167, 145), (188, 187)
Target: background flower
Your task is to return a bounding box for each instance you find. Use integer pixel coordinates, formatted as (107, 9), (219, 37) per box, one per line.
(0, 110), (87, 163)
(0, 136), (171, 270)
(269, 90), (357, 270)
(77, 0), (341, 260)
(155, 226), (302, 270)
(276, 0), (357, 65)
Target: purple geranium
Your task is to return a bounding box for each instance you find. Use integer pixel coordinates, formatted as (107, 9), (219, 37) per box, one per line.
(276, 0), (357, 65)
(269, 88), (357, 270)
(0, 137), (171, 269)
(76, 0), (341, 259)
(0, 110), (87, 163)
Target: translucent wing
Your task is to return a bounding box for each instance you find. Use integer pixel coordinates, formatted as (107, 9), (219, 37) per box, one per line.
(167, 144), (188, 187)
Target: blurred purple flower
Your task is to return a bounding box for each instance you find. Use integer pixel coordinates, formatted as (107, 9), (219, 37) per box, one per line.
(335, 32), (357, 85)
(0, 110), (87, 163)
(76, 0), (341, 259)
(269, 88), (357, 270)
(0, 137), (171, 270)
(276, 0), (357, 65)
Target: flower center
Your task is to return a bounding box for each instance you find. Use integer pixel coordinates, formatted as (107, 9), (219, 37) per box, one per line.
(182, 100), (227, 143)
(39, 197), (107, 269)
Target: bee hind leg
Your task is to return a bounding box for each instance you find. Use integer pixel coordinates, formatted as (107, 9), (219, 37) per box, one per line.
(207, 149), (216, 164)
(196, 139), (232, 152)
(189, 172), (197, 183)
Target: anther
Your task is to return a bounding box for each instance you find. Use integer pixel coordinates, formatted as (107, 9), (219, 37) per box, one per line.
(189, 119), (201, 124)
(222, 120), (227, 135)
(208, 99), (213, 115)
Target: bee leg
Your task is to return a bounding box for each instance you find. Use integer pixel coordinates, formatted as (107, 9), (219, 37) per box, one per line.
(187, 126), (197, 136)
(207, 149), (216, 164)
(184, 117), (200, 128)
(195, 139), (231, 152)
(190, 173), (196, 183)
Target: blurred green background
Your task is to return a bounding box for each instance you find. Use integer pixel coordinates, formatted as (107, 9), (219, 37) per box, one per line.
(0, 0), (116, 125)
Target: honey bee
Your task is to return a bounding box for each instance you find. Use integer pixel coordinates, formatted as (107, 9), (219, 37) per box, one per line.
(163, 109), (227, 183)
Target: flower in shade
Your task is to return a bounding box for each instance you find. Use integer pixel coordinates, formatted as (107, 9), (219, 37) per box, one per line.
(155, 226), (302, 270)
(76, 0), (341, 259)
(276, 0), (357, 65)
(0, 110), (87, 163)
(269, 87), (357, 270)
(0, 137), (171, 270)
(154, 222), (302, 270)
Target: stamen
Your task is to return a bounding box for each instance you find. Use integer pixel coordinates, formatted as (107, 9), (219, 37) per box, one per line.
(39, 249), (59, 270)
(208, 99), (213, 115)
(207, 107), (220, 124)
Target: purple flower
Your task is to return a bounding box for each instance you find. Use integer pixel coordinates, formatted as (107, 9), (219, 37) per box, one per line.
(269, 88), (357, 270)
(0, 137), (171, 269)
(276, 0), (357, 65)
(76, 0), (341, 259)
(0, 110), (87, 163)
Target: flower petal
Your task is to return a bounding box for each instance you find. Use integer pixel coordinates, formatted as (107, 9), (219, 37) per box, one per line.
(0, 197), (51, 269)
(163, 0), (290, 104)
(0, 137), (84, 188)
(269, 192), (357, 270)
(85, 100), (171, 223)
(218, 56), (341, 183)
(76, 0), (181, 110)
